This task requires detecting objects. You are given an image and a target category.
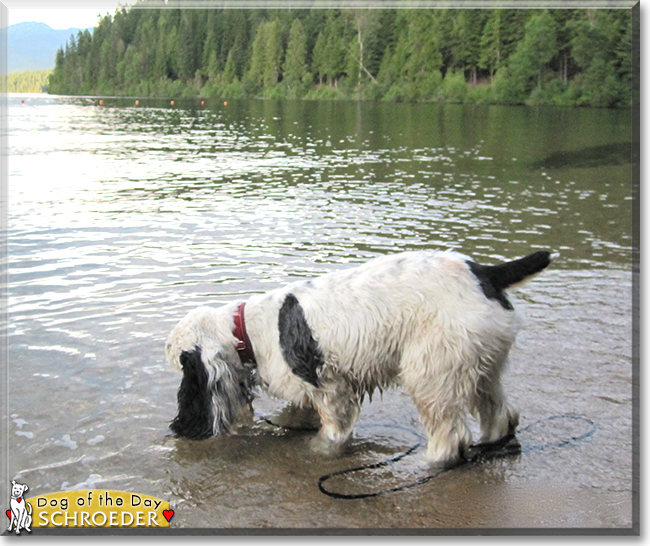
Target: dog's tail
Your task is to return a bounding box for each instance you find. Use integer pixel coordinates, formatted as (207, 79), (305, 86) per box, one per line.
(474, 250), (557, 292)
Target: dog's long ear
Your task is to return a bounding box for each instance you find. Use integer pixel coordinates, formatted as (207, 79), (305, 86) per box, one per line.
(211, 361), (251, 435)
(170, 349), (214, 439)
(170, 347), (252, 439)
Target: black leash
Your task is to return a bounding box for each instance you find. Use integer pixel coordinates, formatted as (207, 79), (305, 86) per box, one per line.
(517, 414), (597, 454)
(318, 415), (596, 500)
(256, 413), (596, 501)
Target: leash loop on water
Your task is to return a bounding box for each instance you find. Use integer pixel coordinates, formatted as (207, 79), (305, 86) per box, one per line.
(317, 415), (596, 500)
(257, 413), (596, 500)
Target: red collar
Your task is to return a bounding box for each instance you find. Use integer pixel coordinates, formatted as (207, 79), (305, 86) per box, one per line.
(232, 302), (256, 365)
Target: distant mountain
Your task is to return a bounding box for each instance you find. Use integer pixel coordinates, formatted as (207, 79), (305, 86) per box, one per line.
(5, 21), (93, 73)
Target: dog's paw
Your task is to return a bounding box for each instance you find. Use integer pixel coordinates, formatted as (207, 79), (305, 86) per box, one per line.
(508, 410), (520, 436)
(310, 434), (343, 456)
(480, 408), (520, 444)
(424, 438), (470, 469)
(425, 450), (465, 469)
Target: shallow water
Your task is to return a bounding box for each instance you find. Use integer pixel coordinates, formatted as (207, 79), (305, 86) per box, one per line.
(6, 95), (634, 530)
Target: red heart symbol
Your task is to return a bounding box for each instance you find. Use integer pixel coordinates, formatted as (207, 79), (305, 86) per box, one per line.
(5, 509), (10, 520)
(17, 498), (22, 503)
(163, 509), (174, 522)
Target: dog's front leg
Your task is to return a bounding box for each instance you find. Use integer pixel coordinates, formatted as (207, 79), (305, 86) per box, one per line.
(18, 507), (31, 534)
(310, 388), (360, 455)
(10, 511), (20, 535)
(8, 508), (19, 533)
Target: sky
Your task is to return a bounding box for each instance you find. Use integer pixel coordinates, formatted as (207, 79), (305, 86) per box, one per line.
(5, 1), (134, 30)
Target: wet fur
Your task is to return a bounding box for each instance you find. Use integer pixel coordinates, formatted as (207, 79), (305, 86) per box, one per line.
(166, 250), (553, 466)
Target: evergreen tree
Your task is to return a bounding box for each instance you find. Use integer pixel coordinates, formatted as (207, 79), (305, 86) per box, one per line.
(246, 20), (269, 89)
(381, 10), (443, 100)
(219, 10), (249, 80)
(263, 19), (284, 87)
(479, 10), (504, 82)
(222, 48), (238, 84)
(176, 10), (198, 81)
(45, 5), (633, 107)
(166, 25), (181, 80)
(202, 11), (220, 77)
(311, 31), (327, 85)
(47, 48), (65, 93)
(549, 9), (578, 84)
(312, 11), (350, 87)
(137, 16), (157, 82)
(495, 9), (558, 103)
(119, 44), (141, 89)
(449, 10), (488, 84)
(284, 18), (309, 85)
(570, 9), (631, 107)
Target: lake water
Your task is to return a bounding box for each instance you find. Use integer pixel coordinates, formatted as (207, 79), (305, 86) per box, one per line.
(5, 94), (635, 530)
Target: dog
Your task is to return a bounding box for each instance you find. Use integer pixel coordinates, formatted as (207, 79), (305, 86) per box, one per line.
(166, 250), (554, 466)
(8, 480), (32, 535)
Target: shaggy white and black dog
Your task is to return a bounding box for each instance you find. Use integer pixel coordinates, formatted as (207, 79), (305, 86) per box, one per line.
(166, 250), (554, 466)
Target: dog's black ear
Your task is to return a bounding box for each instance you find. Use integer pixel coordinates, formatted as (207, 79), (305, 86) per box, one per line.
(170, 349), (215, 439)
(278, 293), (324, 387)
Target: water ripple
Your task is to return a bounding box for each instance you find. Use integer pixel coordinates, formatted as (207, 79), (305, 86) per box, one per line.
(7, 96), (633, 521)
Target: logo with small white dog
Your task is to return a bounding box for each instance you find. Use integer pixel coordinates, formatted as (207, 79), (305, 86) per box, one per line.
(6, 486), (172, 529)
(6, 480), (33, 535)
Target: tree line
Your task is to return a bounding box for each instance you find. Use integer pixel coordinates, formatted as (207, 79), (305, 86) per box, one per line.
(8, 70), (52, 93)
(47, 4), (633, 108)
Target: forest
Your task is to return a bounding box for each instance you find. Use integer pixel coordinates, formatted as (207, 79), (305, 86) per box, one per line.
(47, 3), (633, 108)
(8, 70), (52, 93)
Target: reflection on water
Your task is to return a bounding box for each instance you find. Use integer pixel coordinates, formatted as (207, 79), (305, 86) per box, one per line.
(6, 95), (634, 528)
(538, 142), (632, 169)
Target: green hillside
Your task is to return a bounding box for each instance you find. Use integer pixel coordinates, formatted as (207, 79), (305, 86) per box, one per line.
(48, 4), (634, 107)
(8, 70), (52, 93)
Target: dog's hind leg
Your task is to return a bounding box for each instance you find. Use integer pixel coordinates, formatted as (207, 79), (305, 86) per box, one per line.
(472, 362), (519, 444)
(410, 393), (473, 467)
(22, 505), (33, 533)
(400, 354), (473, 467)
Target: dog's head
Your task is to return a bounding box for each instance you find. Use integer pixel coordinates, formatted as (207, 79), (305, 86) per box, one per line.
(166, 306), (255, 440)
(11, 480), (28, 499)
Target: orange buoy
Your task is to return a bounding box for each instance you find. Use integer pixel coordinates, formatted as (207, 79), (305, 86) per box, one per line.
(99, 99), (103, 105)
(135, 100), (139, 105)
(223, 101), (227, 106)
(170, 100), (175, 105)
